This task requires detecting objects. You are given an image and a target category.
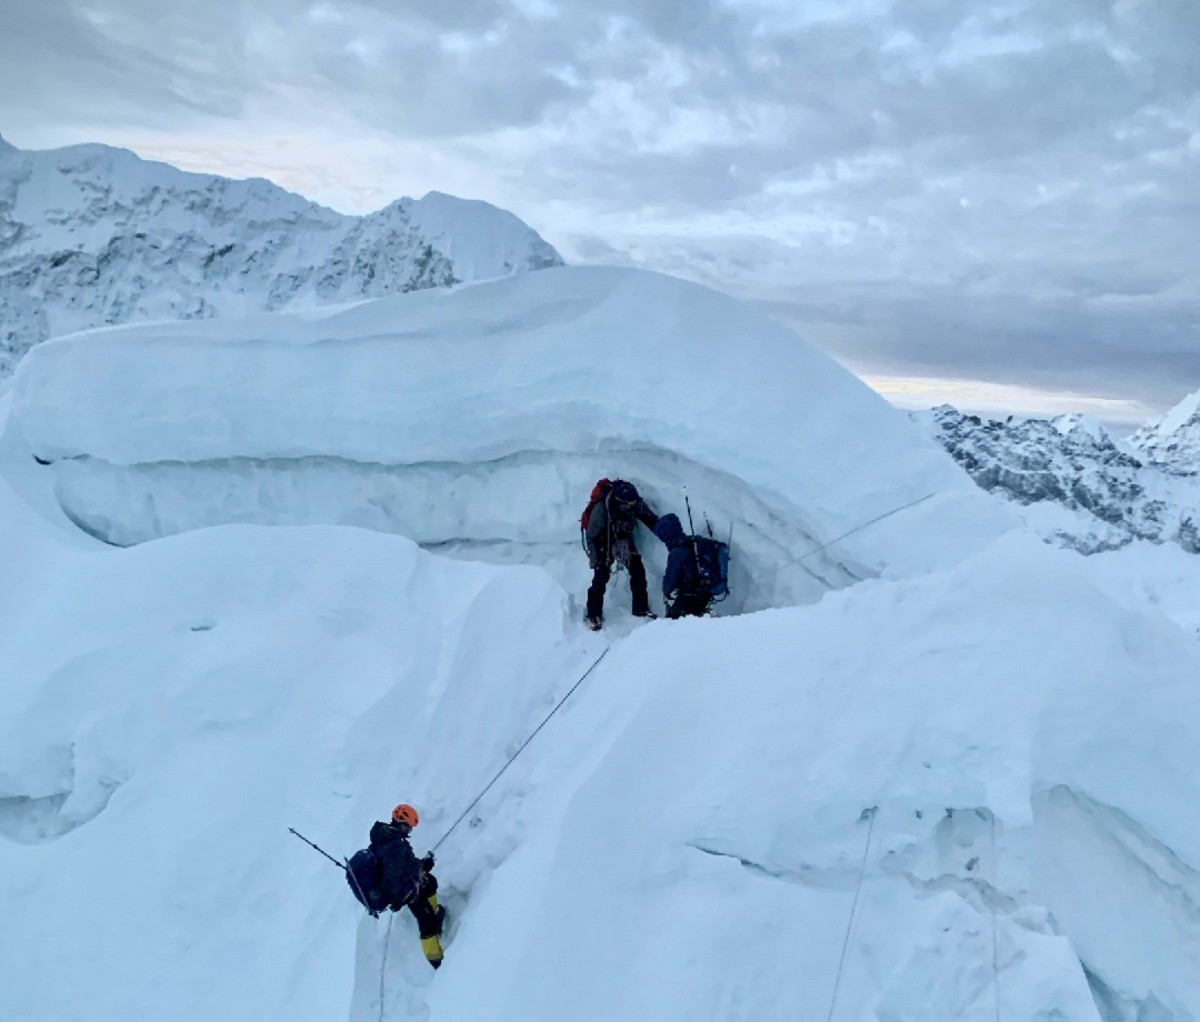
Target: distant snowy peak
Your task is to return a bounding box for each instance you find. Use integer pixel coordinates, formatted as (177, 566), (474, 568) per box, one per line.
(1131, 388), (1200, 474)
(0, 138), (563, 376)
(915, 404), (1200, 554)
(391, 191), (561, 277)
(1050, 412), (1137, 455)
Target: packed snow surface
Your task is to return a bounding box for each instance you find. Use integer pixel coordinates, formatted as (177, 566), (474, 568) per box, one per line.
(5, 255), (1200, 1020)
(3, 376), (1200, 1019)
(11, 265), (1014, 612)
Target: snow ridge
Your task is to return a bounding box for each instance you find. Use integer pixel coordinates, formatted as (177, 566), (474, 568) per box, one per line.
(1131, 387), (1200, 474)
(914, 405), (1200, 554)
(10, 265), (1015, 613)
(0, 139), (562, 376)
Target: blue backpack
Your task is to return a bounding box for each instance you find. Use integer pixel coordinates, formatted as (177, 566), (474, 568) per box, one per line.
(692, 535), (730, 600)
(346, 848), (389, 913)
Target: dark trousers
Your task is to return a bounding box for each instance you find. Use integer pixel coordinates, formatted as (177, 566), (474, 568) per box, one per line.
(407, 874), (442, 937)
(667, 591), (710, 619)
(587, 552), (650, 619)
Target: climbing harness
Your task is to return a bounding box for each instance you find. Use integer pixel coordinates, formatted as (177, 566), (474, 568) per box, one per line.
(431, 646), (611, 852)
(824, 806), (878, 1022)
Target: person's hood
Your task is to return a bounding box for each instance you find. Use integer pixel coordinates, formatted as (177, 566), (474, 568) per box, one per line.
(653, 513), (688, 548)
(369, 821), (411, 849)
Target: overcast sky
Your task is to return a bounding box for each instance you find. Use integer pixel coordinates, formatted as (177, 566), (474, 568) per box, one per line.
(3, 0), (1198, 425)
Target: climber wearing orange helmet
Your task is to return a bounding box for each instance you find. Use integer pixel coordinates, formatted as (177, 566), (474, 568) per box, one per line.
(367, 803), (446, 969)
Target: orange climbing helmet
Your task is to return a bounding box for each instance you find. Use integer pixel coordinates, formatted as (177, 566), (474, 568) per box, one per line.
(391, 803), (419, 828)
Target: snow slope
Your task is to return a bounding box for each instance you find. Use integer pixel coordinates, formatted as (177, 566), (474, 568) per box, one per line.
(1081, 539), (1200, 640)
(442, 534), (1200, 1022)
(9, 265), (1015, 613)
(0, 136), (562, 376)
(3, 385), (1199, 1019)
(5, 236), (1198, 1020)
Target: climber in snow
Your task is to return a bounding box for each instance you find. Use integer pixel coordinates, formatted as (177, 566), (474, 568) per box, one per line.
(653, 512), (730, 619)
(580, 479), (661, 630)
(346, 803), (446, 969)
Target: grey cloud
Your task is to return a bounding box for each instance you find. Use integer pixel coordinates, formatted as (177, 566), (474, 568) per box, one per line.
(3, 0), (1197, 414)
(0, 0), (250, 131)
(760, 286), (1200, 410)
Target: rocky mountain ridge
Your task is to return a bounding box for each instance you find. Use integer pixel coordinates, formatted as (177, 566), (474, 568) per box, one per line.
(0, 135), (562, 376)
(1130, 389), (1200, 475)
(916, 402), (1200, 554)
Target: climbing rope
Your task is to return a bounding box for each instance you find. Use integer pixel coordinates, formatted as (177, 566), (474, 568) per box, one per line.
(824, 806), (878, 1022)
(797, 492), (938, 567)
(373, 645), (610, 1018)
(431, 646), (611, 852)
(990, 812), (1001, 1022)
(294, 647), (611, 1020)
(376, 913), (394, 1022)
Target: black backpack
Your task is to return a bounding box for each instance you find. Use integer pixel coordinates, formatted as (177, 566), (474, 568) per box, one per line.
(345, 848), (389, 913)
(690, 535), (730, 600)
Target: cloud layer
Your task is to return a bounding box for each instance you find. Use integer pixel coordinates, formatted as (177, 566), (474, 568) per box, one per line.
(4, 0), (1198, 418)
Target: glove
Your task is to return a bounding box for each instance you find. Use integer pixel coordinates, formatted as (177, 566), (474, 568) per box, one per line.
(421, 852), (436, 871)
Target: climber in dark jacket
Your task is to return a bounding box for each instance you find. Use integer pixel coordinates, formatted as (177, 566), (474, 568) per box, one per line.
(653, 513), (713, 619)
(584, 479), (661, 629)
(368, 803), (446, 969)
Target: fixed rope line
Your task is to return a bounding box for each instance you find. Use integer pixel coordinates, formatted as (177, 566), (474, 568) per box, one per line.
(990, 812), (1001, 1022)
(377, 913), (394, 1022)
(824, 806), (878, 1022)
(431, 646), (611, 852)
(797, 492), (938, 566)
(286, 827), (395, 1022)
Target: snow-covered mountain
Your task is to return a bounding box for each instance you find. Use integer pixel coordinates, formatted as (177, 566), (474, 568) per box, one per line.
(3, 234), (1199, 1019)
(916, 404), (1200, 554)
(1131, 388), (1200, 474)
(0, 134), (562, 377)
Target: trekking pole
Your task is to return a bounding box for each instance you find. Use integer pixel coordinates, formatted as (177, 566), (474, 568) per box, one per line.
(289, 827), (380, 915)
(683, 485), (706, 591)
(289, 827), (347, 870)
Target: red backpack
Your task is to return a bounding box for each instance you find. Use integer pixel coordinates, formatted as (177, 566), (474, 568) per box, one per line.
(580, 478), (611, 531)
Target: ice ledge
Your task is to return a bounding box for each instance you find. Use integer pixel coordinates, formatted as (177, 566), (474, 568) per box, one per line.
(49, 447), (864, 614)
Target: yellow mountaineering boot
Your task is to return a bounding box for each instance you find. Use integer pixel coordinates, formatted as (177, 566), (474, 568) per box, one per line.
(419, 892), (445, 969)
